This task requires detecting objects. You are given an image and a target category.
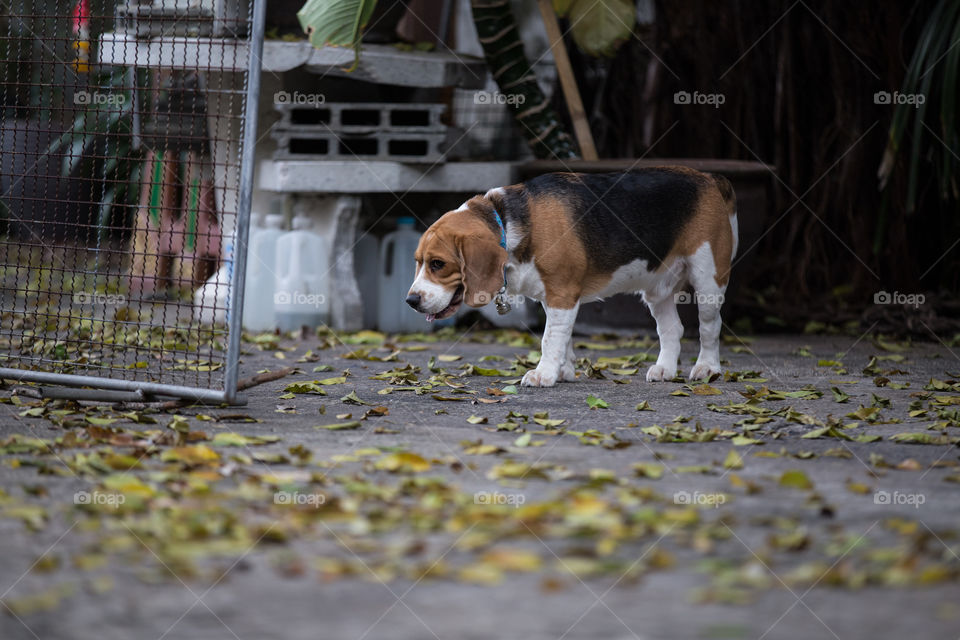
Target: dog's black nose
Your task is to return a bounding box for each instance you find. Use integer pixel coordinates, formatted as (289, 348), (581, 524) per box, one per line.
(405, 293), (421, 310)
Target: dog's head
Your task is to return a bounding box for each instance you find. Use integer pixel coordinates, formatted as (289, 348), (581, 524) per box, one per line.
(406, 209), (507, 321)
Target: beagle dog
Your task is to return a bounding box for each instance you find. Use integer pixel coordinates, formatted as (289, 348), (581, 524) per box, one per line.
(405, 167), (738, 387)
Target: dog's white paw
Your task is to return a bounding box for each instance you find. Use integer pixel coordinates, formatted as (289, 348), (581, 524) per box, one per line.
(689, 362), (721, 381)
(645, 364), (676, 382)
(522, 368), (558, 387)
(559, 361), (577, 382)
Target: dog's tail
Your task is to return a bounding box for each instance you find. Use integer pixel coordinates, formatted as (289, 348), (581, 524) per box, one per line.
(712, 173), (739, 260)
(712, 174), (737, 216)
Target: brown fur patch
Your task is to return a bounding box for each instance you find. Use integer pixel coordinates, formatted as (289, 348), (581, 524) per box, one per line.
(665, 172), (737, 286)
(525, 194), (606, 308)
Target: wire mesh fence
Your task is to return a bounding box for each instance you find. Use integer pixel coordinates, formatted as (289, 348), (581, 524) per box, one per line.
(0, 0), (264, 403)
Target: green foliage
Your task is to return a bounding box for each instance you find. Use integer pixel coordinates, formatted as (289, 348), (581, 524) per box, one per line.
(297, 0), (378, 70)
(44, 69), (142, 245)
(553, 0), (635, 57)
(877, 0), (960, 242)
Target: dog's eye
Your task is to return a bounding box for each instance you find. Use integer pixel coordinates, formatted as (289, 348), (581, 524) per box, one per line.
(429, 259), (445, 272)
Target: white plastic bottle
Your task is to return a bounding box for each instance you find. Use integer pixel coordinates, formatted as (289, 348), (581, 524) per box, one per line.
(377, 217), (425, 333)
(354, 232), (380, 329)
(274, 214), (330, 331)
(242, 213), (285, 331)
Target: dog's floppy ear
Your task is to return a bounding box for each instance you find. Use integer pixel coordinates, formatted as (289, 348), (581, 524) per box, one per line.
(458, 235), (507, 308)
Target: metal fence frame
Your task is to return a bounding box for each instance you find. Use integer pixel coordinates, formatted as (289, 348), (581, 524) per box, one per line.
(0, 0), (266, 405)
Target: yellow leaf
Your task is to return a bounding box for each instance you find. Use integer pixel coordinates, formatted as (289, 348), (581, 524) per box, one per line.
(160, 445), (220, 465)
(374, 452), (431, 473)
(723, 450), (744, 470)
(481, 548), (541, 572)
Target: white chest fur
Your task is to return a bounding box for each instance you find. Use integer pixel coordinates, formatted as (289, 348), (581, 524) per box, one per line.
(504, 261), (546, 301)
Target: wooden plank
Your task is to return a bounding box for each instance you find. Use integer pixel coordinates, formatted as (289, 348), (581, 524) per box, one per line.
(537, 0), (598, 161)
(518, 157), (776, 178)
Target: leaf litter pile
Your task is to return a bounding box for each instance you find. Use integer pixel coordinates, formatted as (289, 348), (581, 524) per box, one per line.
(1, 327), (959, 616)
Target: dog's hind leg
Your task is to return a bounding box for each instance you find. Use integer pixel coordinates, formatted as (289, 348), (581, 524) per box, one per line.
(522, 302), (580, 387)
(559, 337), (577, 381)
(644, 293), (683, 382)
(687, 243), (726, 380)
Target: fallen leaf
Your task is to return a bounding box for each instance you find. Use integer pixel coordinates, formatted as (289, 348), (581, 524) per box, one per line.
(779, 469), (813, 490)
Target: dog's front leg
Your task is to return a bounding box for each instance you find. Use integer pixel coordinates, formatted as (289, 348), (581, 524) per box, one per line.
(522, 302), (580, 387)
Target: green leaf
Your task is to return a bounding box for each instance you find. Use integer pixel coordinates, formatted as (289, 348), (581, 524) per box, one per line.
(568, 0), (635, 57)
(340, 391), (369, 405)
(316, 421), (362, 430)
(284, 381), (328, 395)
(723, 450), (744, 470)
(586, 395), (610, 409)
(831, 387), (851, 403)
(297, 0), (378, 58)
(779, 469), (813, 490)
(633, 462), (664, 479)
(211, 433), (281, 446)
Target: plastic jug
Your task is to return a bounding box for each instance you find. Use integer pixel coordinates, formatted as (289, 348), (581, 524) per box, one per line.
(242, 213), (285, 331)
(377, 217), (426, 333)
(274, 214), (330, 331)
(354, 232), (380, 329)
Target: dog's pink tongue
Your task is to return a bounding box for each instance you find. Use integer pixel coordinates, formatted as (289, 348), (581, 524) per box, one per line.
(425, 313), (436, 322)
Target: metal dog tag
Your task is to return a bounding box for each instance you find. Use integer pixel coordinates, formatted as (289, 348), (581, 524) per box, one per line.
(495, 293), (511, 315)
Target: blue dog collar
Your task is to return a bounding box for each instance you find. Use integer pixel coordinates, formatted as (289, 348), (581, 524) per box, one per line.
(493, 209), (507, 249)
(492, 209), (510, 314)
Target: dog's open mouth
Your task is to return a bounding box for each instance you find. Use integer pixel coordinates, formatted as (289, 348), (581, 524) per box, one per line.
(425, 286), (463, 322)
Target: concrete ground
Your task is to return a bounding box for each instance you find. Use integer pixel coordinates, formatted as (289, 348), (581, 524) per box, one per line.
(1, 328), (959, 640)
